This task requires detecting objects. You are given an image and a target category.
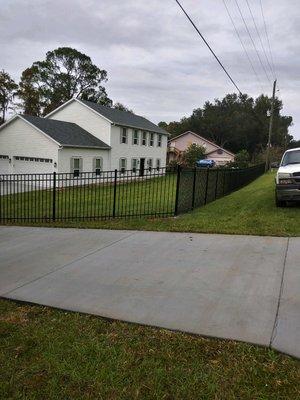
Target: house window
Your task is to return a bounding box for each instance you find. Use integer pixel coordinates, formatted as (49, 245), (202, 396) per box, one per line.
(142, 132), (147, 146)
(94, 157), (103, 176)
(156, 159), (161, 171)
(149, 133), (154, 147)
(120, 127), (128, 144)
(119, 158), (127, 174)
(72, 157), (82, 177)
(131, 158), (138, 173)
(157, 134), (162, 147)
(0, 155), (9, 159)
(147, 158), (153, 171)
(217, 149), (223, 155)
(132, 130), (139, 145)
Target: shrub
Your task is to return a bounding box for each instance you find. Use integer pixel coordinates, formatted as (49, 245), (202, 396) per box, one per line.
(182, 143), (206, 168)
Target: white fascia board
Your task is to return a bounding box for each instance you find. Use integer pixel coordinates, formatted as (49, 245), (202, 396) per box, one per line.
(0, 114), (19, 132)
(62, 144), (111, 150)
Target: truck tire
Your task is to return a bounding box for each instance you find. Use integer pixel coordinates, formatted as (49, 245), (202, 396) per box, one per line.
(275, 196), (286, 207)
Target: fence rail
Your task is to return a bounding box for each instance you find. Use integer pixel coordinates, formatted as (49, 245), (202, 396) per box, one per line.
(0, 164), (265, 223)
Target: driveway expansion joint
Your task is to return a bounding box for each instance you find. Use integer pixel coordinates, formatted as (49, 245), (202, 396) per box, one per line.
(269, 237), (290, 347)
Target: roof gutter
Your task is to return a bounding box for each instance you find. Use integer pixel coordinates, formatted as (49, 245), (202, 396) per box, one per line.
(60, 144), (111, 150)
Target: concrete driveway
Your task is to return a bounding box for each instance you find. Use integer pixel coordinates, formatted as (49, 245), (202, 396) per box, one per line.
(0, 226), (299, 358)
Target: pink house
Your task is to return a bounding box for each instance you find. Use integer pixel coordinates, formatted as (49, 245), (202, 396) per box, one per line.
(168, 131), (235, 166)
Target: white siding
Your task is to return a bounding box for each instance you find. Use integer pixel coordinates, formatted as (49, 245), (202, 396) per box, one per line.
(47, 99), (169, 171)
(0, 158), (10, 174)
(48, 100), (112, 146)
(58, 148), (110, 173)
(0, 118), (58, 174)
(110, 126), (167, 171)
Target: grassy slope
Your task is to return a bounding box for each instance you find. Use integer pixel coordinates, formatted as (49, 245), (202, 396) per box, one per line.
(15, 172), (299, 236)
(1, 299), (299, 400)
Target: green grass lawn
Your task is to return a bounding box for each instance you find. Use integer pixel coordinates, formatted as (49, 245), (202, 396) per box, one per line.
(0, 173), (177, 220)
(1, 299), (299, 400)
(8, 172), (299, 236)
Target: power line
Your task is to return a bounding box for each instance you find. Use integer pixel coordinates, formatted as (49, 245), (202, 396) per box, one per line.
(259, 0), (276, 79)
(222, 0), (264, 92)
(233, 0), (271, 84)
(244, 0), (275, 80)
(174, 0), (242, 94)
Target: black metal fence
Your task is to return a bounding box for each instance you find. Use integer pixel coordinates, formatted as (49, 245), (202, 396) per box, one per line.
(0, 164), (265, 222)
(175, 163), (265, 214)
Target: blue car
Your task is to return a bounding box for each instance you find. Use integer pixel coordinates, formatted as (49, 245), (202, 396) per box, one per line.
(196, 159), (215, 168)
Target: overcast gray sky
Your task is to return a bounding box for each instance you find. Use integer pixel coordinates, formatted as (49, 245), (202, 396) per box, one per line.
(1, 0), (299, 139)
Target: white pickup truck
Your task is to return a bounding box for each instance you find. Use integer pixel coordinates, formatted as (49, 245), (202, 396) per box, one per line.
(275, 147), (300, 207)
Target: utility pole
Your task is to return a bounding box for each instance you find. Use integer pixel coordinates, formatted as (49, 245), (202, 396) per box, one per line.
(265, 79), (277, 171)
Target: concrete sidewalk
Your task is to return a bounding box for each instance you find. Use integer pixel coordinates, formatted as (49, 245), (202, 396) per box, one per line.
(0, 226), (299, 358)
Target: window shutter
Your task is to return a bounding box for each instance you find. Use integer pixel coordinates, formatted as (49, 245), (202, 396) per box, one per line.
(120, 128), (123, 144)
(79, 158), (83, 172)
(93, 157), (96, 172)
(70, 158), (74, 173)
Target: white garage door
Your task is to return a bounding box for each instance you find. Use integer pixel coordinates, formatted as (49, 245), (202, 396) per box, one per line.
(13, 156), (54, 174)
(0, 155), (10, 174)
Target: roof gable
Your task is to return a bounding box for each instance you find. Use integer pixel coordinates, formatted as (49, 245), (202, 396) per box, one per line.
(79, 100), (168, 135)
(0, 115), (61, 147)
(170, 131), (235, 156)
(206, 148), (235, 157)
(21, 115), (110, 149)
(50, 98), (168, 135)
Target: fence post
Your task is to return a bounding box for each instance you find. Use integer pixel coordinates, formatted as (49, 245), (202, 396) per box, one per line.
(222, 170), (226, 195)
(214, 169), (219, 200)
(0, 176), (2, 223)
(191, 167), (197, 210)
(204, 168), (210, 204)
(52, 172), (56, 221)
(174, 164), (181, 216)
(112, 169), (117, 218)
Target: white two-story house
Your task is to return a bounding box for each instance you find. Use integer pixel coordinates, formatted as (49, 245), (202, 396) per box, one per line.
(0, 98), (168, 176)
(47, 99), (168, 175)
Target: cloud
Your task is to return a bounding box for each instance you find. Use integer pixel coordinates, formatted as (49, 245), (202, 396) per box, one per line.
(0, 0), (299, 138)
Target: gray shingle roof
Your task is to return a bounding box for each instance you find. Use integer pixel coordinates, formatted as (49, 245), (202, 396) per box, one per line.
(22, 115), (110, 149)
(79, 100), (168, 135)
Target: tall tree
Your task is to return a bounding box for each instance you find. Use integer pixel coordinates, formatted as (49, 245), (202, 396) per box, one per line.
(17, 66), (41, 116)
(18, 47), (111, 115)
(160, 93), (293, 157)
(113, 102), (134, 113)
(0, 70), (18, 124)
